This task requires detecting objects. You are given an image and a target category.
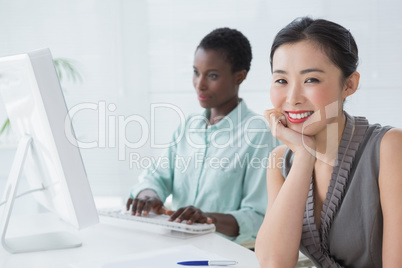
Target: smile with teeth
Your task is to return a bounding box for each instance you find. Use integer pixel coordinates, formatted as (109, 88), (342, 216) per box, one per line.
(288, 111), (314, 119)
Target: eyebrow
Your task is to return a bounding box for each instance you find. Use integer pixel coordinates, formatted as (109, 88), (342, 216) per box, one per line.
(273, 68), (325, 75)
(300, 68), (325, 74)
(193, 66), (219, 72)
(272, 69), (287, 74)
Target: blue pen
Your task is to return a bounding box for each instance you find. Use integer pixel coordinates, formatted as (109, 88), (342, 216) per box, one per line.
(177, 260), (237, 266)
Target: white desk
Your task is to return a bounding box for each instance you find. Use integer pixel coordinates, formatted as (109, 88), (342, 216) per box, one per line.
(0, 213), (260, 268)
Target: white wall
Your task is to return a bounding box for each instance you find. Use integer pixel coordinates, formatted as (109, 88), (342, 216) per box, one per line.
(0, 0), (402, 203)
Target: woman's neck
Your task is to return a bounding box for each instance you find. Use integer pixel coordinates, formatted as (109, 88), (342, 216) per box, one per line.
(208, 97), (240, 125)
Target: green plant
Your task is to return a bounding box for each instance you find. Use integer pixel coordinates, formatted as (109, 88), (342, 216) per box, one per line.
(0, 58), (82, 136)
(0, 118), (9, 135)
(53, 58), (83, 83)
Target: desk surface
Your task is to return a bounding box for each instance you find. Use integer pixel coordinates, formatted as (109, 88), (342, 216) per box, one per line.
(0, 213), (260, 268)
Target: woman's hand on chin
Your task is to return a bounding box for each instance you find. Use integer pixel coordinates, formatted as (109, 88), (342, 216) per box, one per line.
(264, 109), (316, 156)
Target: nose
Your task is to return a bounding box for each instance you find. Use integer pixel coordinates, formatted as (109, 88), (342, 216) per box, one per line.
(193, 74), (207, 91)
(286, 82), (304, 106)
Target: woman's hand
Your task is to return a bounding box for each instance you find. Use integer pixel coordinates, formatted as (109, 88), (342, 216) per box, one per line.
(169, 208), (240, 236)
(264, 109), (316, 155)
(126, 190), (168, 216)
(168, 206), (213, 225)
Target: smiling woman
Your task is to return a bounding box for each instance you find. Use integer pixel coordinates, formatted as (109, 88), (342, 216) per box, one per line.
(255, 17), (402, 268)
(269, 39), (359, 139)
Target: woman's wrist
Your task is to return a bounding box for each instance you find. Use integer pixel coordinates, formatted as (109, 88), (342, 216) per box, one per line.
(294, 149), (316, 164)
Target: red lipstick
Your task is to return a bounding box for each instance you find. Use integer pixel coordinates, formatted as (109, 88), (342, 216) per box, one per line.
(286, 110), (314, 124)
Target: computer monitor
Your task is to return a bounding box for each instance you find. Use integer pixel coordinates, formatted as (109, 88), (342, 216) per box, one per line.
(0, 48), (99, 253)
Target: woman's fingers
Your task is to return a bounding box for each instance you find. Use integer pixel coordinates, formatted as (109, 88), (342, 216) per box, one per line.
(187, 210), (206, 225)
(126, 197), (165, 216)
(142, 200), (153, 216)
(264, 109), (315, 154)
(126, 198), (133, 211)
(168, 207), (185, 222)
(264, 109), (287, 138)
(135, 199), (146, 216)
(263, 109), (276, 125)
(174, 207), (196, 223)
(168, 206), (209, 224)
(164, 209), (174, 216)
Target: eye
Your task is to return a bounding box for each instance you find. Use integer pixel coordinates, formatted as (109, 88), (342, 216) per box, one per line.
(305, 78), (319, 83)
(208, 73), (218, 79)
(193, 69), (199, 76)
(275, 79), (287, 84)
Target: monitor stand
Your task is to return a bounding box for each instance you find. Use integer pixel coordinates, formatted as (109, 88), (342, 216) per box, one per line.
(0, 135), (82, 254)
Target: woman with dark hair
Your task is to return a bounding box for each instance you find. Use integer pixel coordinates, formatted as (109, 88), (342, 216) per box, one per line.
(127, 28), (275, 244)
(255, 17), (402, 267)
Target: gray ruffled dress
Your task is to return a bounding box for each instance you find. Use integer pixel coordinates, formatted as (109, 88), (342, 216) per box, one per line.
(281, 113), (392, 267)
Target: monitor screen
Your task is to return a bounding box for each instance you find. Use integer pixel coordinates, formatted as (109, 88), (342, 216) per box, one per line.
(0, 48), (99, 253)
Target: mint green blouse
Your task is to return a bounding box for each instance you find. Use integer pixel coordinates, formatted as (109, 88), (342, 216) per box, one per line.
(130, 100), (276, 243)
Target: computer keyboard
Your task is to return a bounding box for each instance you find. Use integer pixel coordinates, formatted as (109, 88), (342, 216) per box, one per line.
(98, 208), (216, 234)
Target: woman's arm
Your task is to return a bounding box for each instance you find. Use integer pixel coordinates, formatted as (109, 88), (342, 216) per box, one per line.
(379, 128), (402, 267)
(255, 145), (315, 268)
(255, 110), (316, 268)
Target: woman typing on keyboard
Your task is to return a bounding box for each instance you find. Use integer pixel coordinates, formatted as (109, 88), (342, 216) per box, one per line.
(126, 28), (276, 244)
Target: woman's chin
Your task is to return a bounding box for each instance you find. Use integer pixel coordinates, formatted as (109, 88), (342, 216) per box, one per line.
(287, 123), (304, 133)
(288, 122), (318, 136)
(198, 102), (210, 108)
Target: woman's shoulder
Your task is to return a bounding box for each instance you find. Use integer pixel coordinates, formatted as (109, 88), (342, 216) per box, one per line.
(355, 118), (394, 153)
(380, 127), (402, 152)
